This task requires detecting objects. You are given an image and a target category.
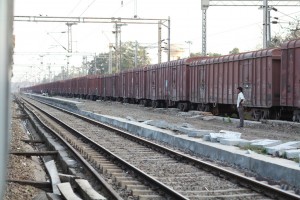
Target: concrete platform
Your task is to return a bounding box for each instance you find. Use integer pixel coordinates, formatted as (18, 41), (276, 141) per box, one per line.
(26, 95), (300, 189)
(27, 93), (81, 111)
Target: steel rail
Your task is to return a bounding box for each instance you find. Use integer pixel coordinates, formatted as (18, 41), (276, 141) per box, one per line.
(22, 96), (189, 200)
(25, 96), (300, 200)
(19, 98), (123, 200)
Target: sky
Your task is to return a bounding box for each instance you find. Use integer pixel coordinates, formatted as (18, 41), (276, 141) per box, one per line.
(12, 0), (300, 83)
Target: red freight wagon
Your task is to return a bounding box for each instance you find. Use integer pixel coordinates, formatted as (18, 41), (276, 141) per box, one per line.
(120, 67), (145, 104)
(99, 74), (112, 100)
(57, 80), (64, 96)
(146, 61), (183, 108)
(189, 48), (281, 119)
(48, 82), (55, 95)
(87, 75), (100, 100)
(59, 80), (66, 95)
(133, 67), (147, 103)
(120, 69), (134, 103)
(77, 76), (88, 98)
(52, 81), (59, 95)
(70, 77), (79, 97)
(106, 74), (114, 100)
(99, 74), (116, 100)
(64, 79), (72, 96)
(145, 57), (204, 110)
(99, 75), (106, 99)
(281, 39), (300, 121)
(112, 73), (121, 100)
(43, 83), (48, 93)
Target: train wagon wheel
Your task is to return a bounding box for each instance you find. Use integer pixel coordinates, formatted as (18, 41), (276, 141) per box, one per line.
(292, 110), (300, 122)
(143, 100), (150, 107)
(251, 109), (261, 121)
(182, 103), (189, 112)
(178, 103), (184, 111)
(204, 104), (210, 112)
(275, 112), (281, 120)
(160, 101), (166, 108)
(261, 110), (269, 120)
(212, 105), (219, 115)
(151, 100), (158, 108)
(270, 110), (281, 120)
(197, 104), (205, 111)
(292, 114), (300, 122)
(177, 103), (188, 112)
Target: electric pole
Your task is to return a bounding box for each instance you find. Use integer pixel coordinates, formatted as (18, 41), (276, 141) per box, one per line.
(66, 22), (77, 53)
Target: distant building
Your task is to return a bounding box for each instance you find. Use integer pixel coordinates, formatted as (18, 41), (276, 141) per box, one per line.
(164, 44), (185, 60)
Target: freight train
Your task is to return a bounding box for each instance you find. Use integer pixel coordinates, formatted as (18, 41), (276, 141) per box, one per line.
(21, 38), (300, 122)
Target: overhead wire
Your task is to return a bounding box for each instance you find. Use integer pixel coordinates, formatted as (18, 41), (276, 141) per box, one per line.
(79, 0), (96, 17)
(67, 0), (83, 16)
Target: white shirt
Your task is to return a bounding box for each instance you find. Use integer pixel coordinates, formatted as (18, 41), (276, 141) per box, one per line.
(237, 92), (245, 108)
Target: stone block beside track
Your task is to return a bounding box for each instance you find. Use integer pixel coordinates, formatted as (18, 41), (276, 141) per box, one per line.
(266, 141), (300, 155)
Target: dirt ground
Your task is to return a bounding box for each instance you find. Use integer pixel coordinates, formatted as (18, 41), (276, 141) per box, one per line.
(4, 101), (47, 200)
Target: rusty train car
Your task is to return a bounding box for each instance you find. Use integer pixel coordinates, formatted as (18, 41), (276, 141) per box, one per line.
(21, 38), (300, 121)
(189, 48), (281, 120)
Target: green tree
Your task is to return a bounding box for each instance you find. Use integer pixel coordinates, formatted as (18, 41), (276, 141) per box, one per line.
(87, 53), (109, 75)
(190, 52), (202, 57)
(229, 48), (240, 54)
(269, 18), (300, 47)
(120, 41), (151, 70)
(190, 52), (222, 57)
(207, 52), (222, 57)
(86, 41), (151, 74)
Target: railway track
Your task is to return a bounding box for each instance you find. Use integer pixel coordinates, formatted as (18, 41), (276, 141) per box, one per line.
(20, 95), (300, 199)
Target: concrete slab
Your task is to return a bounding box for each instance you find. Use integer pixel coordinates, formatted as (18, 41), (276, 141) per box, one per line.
(219, 130), (242, 135)
(45, 160), (61, 195)
(203, 135), (211, 141)
(210, 131), (241, 143)
(187, 129), (214, 138)
(57, 182), (82, 200)
(266, 141), (300, 155)
(46, 193), (62, 200)
(220, 138), (249, 146)
(251, 140), (282, 148)
(75, 179), (106, 200)
(209, 133), (224, 142)
(284, 149), (300, 159)
(214, 116), (262, 126)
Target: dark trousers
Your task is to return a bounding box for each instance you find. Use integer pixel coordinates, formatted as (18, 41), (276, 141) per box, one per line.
(238, 107), (244, 127)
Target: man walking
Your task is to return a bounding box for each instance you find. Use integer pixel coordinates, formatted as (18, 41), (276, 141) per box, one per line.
(237, 87), (245, 128)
